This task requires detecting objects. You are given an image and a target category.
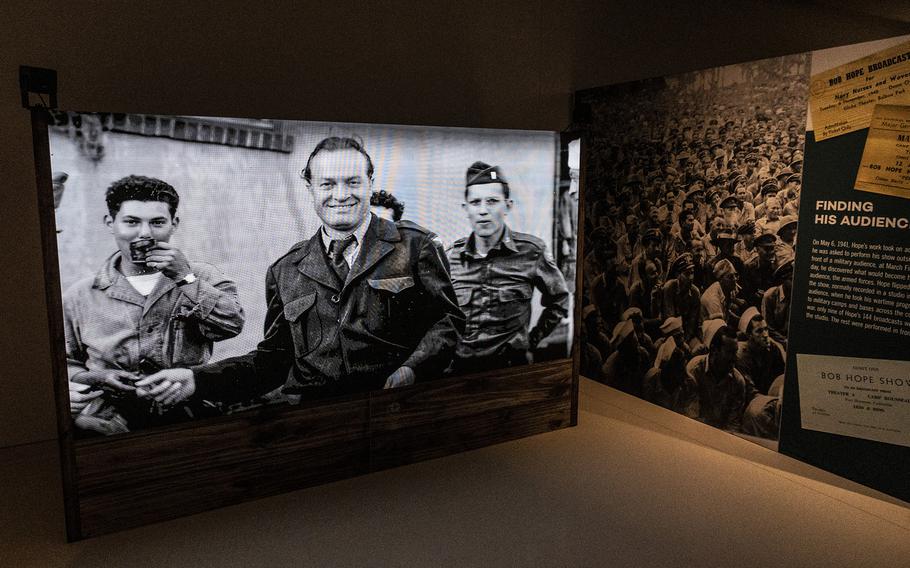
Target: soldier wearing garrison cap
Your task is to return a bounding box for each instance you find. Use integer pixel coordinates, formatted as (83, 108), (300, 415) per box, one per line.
(742, 228), (780, 307)
(602, 319), (651, 397)
(661, 253), (702, 349)
(761, 258), (794, 348)
(643, 317), (698, 416)
(780, 173), (801, 217)
(616, 213), (640, 266)
(448, 161), (570, 373)
(687, 320), (758, 432)
(719, 194), (743, 228)
(583, 225), (619, 302)
(629, 227), (665, 292)
(735, 307), (786, 396)
(733, 182), (754, 207)
(700, 257), (743, 326)
(734, 219), (757, 263)
(706, 224), (746, 285)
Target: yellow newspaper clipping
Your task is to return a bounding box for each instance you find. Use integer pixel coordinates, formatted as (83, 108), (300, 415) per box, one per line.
(810, 40), (910, 141)
(855, 104), (910, 199)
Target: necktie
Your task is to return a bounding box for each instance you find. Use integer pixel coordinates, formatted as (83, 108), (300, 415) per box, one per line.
(328, 235), (356, 284)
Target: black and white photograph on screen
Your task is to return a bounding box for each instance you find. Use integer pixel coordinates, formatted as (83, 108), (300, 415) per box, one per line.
(575, 52), (810, 444)
(49, 113), (575, 437)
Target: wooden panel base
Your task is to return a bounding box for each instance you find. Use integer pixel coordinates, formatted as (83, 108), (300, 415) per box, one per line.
(370, 362), (572, 470)
(69, 360), (575, 539)
(75, 397), (371, 538)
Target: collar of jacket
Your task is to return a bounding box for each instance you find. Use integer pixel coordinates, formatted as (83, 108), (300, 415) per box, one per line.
(461, 225), (518, 259)
(94, 252), (172, 291)
(292, 214), (402, 291)
(92, 251), (177, 313)
(92, 251), (125, 291)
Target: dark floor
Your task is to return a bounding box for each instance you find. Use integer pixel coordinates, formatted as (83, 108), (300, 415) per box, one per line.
(2, 379), (907, 567)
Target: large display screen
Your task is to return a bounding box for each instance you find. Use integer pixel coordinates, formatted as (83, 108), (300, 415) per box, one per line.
(48, 112), (576, 438)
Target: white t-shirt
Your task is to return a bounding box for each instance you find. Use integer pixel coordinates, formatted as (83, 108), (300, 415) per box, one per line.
(126, 272), (164, 296)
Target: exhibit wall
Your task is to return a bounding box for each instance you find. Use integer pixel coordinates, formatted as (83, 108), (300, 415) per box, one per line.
(574, 52), (809, 446)
(574, 35), (910, 501)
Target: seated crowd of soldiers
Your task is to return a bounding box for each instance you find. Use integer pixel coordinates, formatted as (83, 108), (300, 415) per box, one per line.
(580, 78), (807, 438)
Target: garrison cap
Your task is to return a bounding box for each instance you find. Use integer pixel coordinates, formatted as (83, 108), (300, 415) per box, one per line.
(685, 186), (706, 200)
(713, 258), (737, 279)
(760, 179), (781, 194)
(611, 320), (635, 346)
(621, 307), (643, 321)
(775, 168), (793, 182)
(466, 161), (507, 187)
(623, 174), (644, 187)
(659, 317), (683, 335)
(773, 258), (795, 284)
(738, 306), (762, 335)
(777, 215), (798, 234)
(702, 319), (728, 350)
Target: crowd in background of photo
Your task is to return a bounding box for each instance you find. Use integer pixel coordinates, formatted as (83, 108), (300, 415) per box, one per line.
(576, 52), (810, 441)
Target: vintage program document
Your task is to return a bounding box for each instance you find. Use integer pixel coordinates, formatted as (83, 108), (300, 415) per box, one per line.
(797, 353), (910, 448)
(809, 40), (910, 141)
(854, 104), (910, 199)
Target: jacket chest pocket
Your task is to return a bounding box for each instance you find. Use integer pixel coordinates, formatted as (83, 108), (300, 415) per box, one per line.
(491, 284), (532, 318)
(453, 285), (473, 308)
(284, 293), (321, 359)
(168, 319), (206, 366)
(367, 276), (416, 322)
(167, 302), (207, 366)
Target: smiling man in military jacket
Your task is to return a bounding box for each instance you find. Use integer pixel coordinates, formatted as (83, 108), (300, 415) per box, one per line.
(447, 161), (570, 374)
(139, 137), (465, 403)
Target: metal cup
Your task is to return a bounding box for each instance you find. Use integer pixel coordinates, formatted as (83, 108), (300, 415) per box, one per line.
(129, 238), (156, 264)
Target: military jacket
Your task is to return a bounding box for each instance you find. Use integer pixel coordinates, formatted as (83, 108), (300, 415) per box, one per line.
(193, 215), (465, 402)
(447, 227), (569, 360)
